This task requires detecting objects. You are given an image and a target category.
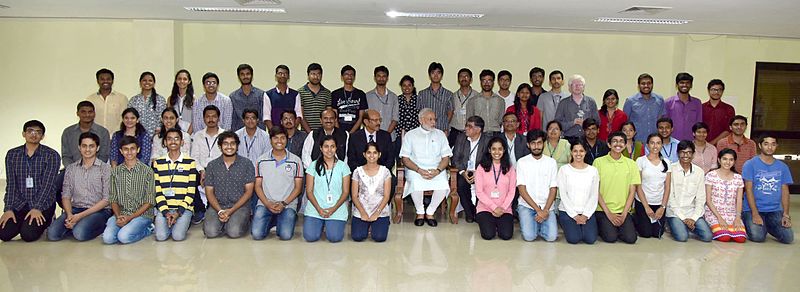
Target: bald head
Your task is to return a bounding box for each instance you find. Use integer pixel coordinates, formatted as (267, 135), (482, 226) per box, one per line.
(364, 109), (381, 132)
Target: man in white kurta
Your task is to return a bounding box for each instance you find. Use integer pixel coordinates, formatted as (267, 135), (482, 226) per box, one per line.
(400, 108), (453, 226)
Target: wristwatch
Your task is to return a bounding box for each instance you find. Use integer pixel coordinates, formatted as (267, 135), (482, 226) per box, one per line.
(280, 201), (288, 207)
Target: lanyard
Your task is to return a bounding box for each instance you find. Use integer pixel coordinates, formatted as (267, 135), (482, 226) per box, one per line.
(547, 140), (559, 156)
(244, 134), (257, 157)
(469, 141), (480, 157)
(167, 160), (179, 189)
(492, 164), (501, 186)
(507, 137), (515, 154)
(204, 135), (219, 157)
(324, 165), (335, 193)
(662, 142), (674, 160)
(458, 91), (470, 109)
(588, 142), (599, 161)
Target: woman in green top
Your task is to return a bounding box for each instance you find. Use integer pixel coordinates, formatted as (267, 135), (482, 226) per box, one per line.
(543, 120), (570, 168)
(303, 135), (351, 243)
(621, 122), (645, 161)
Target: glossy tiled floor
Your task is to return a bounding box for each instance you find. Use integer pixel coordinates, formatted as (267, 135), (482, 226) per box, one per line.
(1, 200), (799, 291)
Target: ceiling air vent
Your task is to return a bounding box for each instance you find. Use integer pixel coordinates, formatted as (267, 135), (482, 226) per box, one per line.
(618, 6), (672, 15)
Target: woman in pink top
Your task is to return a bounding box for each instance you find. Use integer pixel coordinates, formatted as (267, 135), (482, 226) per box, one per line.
(474, 137), (517, 240)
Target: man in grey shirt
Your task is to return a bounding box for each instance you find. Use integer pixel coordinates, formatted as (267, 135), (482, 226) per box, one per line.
(252, 127), (303, 240)
(281, 110), (307, 158)
(230, 64), (265, 131)
(449, 68), (479, 146)
(537, 70), (568, 126)
(554, 74), (600, 144)
(466, 69), (505, 136)
(365, 66), (399, 142)
(203, 131), (256, 239)
(61, 101), (110, 167)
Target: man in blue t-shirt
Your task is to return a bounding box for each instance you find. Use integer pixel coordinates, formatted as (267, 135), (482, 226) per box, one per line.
(742, 134), (794, 244)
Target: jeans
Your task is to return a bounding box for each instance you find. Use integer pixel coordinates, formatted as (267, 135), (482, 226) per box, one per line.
(251, 206), (297, 240)
(303, 216), (346, 243)
(558, 211), (598, 244)
(0, 206), (55, 242)
(517, 206), (558, 242)
(203, 207), (251, 239)
(154, 210), (193, 241)
(351, 216), (390, 242)
(102, 216), (154, 244)
(667, 217), (712, 242)
(596, 211), (637, 244)
(742, 211), (794, 244)
(48, 208), (112, 241)
(475, 211), (514, 240)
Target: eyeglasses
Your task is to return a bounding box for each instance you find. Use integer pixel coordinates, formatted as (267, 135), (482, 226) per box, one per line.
(679, 151), (694, 156)
(709, 88), (724, 93)
(25, 129), (43, 135)
(205, 81), (218, 85)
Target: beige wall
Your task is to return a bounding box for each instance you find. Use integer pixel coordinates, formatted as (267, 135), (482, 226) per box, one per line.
(2, 18), (800, 176)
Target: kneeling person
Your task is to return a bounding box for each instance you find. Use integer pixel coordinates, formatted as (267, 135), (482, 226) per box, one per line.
(153, 129), (198, 241)
(203, 131), (255, 238)
(103, 136), (155, 244)
(252, 127), (303, 240)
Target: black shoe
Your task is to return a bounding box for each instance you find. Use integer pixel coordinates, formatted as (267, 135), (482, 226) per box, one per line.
(414, 218), (425, 226)
(465, 216), (475, 223)
(426, 218), (438, 227)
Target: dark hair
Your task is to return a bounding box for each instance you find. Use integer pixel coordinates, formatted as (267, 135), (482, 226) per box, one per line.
(582, 118), (598, 130)
(139, 71), (159, 111)
(707, 79), (725, 90)
(427, 62), (444, 75)
(237, 64), (253, 75)
(276, 64), (290, 74)
(281, 109), (298, 120)
(119, 107), (147, 137)
(729, 115), (748, 126)
(526, 129), (546, 143)
(78, 131), (100, 147)
(607, 131), (627, 144)
(546, 120), (562, 132)
(269, 126), (288, 138)
(120, 135), (139, 147)
(657, 117), (674, 128)
(569, 142), (586, 163)
(599, 89), (619, 115)
(242, 108), (259, 120)
(457, 68), (472, 79)
(307, 63), (323, 74)
(363, 141), (381, 155)
(756, 133), (777, 145)
(714, 148), (739, 173)
(466, 115), (485, 130)
(23, 120), (46, 135)
(675, 72), (694, 84)
(217, 131), (240, 147)
(637, 73), (653, 84)
(373, 66), (388, 76)
(529, 67), (545, 79)
(549, 70), (563, 80)
(479, 69), (495, 80)
(479, 137), (511, 174)
(677, 140), (695, 153)
(161, 128), (184, 148)
(77, 100), (95, 111)
(399, 75), (417, 95)
(168, 69), (194, 110)
(645, 133), (669, 173)
(692, 122), (709, 133)
(502, 112), (518, 123)
(96, 68), (114, 80)
(341, 65), (356, 76)
(314, 135), (338, 175)
(498, 70), (512, 80)
(513, 83), (534, 115)
(621, 121), (637, 132)
(203, 105), (220, 117)
(202, 72), (219, 85)
(158, 108), (182, 139)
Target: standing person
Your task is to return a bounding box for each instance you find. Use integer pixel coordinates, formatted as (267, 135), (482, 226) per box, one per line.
(61, 101), (111, 167)
(702, 79), (735, 145)
(667, 141), (713, 242)
(554, 74), (600, 144)
(451, 116), (491, 223)
(102, 136), (155, 244)
(152, 129), (198, 241)
(466, 69), (505, 136)
(742, 135), (794, 244)
(515, 130), (559, 242)
(665, 72), (703, 141)
(263, 65), (303, 130)
(48, 132), (111, 242)
(234, 109), (271, 168)
(87, 68), (128, 130)
(474, 137), (517, 240)
(350, 143), (392, 242)
(506, 83), (542, 135)
(716, 115), (757, 173)
(579, 118), (609, 165)
(167, 69), (194, 132)
(281, 110), (307, 158)
(331, 65), (368, 133)
(230, 64), (265, 131)
(543, 121), (570, 169)
(189, 105), (226, 224)
(528, 67), (547, 106)
(648, 117), (680, 163)
(203, 132), (256, 239)
(537, 70), (567, 125)
(396, 75), (420, 162)
(691, 122), (718, 173)
(621, 122), (645, 161)
(252, 127), (303, 241)
(1, 120), (60, 242)
(151, 108), (191, 163)
(450, 68), (479, 146)
(497, 70), (515, 109)
(128, 71), (167, 135)
(192, 72), (233, 133)
(365, 66), (399, 146)
(634, 134), (672, 238)
(704, 149), (746, 243)
(109, 108), (152, 167)
(623, 73), (666, 142)
(594, 131), (640, 244)
(303, 136), (352, 243)
(557, 143), (600, 244)
(299, 63), (332, 132)
(417, 62), (454, 133)
(598, 89), (627, 142)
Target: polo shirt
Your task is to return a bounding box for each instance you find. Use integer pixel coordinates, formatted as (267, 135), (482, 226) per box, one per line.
(205, 155), (256, 209)
(298, 84), (332, 131)
(153, 153), (198, 215)
(594, 154), (641, 213)
(702, 100), (735, 142)
(256, 150), (303, 210)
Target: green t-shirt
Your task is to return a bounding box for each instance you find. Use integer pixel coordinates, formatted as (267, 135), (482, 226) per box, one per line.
(594, 155), (641, 213)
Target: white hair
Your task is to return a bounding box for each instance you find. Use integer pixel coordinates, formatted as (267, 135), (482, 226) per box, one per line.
(418, 108), (434, 120)
(568, 74), (586, 86)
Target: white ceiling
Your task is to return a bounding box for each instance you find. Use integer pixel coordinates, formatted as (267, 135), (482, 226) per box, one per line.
(1, 0), (799, 38)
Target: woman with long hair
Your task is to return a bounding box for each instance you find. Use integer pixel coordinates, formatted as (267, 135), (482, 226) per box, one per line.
(303, 135), (351, 243)
(633, 133), (672, 238)
(350, 142), (392, 242)
(621, 122), (645, 161)
(703, 148), (746, 243)
(598, 89), (628, 141)
(474, 137), (516, 240)
(505, 83), (542, 134)
(151, 107), (191, 163)
(127, 71), (167, 135)
(557, 143), (600, 244)
(168, 69), (195, 133)
(109, 108), (151, 167)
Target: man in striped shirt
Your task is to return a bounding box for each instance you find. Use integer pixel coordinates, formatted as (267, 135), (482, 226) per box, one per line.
(153, 128), (198, 241)
(417, 62), (454, 134)
(102, 136), (155, 244)
(299, 63), (332, 133)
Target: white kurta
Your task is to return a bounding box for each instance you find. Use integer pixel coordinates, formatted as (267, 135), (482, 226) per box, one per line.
(399, 127), (453, 197)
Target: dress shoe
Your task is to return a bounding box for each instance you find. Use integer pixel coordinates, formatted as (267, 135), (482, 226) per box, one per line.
(426, 218), (438, 227)
(414, 218), (425, 226)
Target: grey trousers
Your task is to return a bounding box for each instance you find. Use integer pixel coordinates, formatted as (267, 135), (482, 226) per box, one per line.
(203, 207), (251, 238)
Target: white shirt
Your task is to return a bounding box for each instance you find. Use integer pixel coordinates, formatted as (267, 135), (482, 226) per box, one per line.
(399, 127), (453, 195)
(466, 135), (481, 171)
(667, 162), (706, 221)
(636, 156), (672, 204)
(301, 129), (350, 169)
(190, 127), (224, 171)
(557, 164), (600, 218)
(262, 87), (303, 122)
(516, 154), (558, 210)
(505, 133), (518, 167)
(235, 127), (272, 168)
(499, 91), (515, 110)
(364, 129), (377, 143)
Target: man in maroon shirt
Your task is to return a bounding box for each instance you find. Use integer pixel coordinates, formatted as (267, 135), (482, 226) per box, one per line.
(702, 79), (735, 145)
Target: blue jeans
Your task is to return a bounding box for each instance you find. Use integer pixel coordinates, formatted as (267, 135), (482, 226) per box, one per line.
(558, 211), (598, 244)
(517, 206), (558, 242)
(667, 217), (712, 242)
(102, 216), (154, 244)
(47, 208), (112, 241)
(351, 216), (390, 242)
(251, 206), (297, 240)
(303, 216), (346, 243)
(154, 210), (193, 241)
(742, 211), (794, 244)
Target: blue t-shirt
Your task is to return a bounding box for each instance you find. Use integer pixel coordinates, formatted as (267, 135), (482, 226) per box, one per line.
(742, 156), (794, 212)
(304, 160), (351, 221)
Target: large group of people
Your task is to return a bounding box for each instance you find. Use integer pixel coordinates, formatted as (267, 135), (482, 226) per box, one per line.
(0, 63), (794, 246)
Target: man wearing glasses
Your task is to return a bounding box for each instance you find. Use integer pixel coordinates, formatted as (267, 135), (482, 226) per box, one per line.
(192, 72), (233, 133)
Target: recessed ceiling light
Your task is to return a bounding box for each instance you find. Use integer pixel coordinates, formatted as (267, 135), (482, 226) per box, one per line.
(386, 10), (484, 19)
(184, 7), (286, 13)
(594, 17), (690, 25)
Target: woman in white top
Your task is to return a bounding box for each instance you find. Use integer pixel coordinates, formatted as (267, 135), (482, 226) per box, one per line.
(634, 133), (672, 238)
(557, 143), (600, 244)
(151, 108), (191, 163)
(168, 69), (194, 133)
(351, 142), (392, 242)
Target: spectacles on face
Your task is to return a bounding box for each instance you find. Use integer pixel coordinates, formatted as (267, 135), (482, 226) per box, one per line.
(709, 88), (724, 93)
(205, 81), (218, 85)
(679, 150), (694, 156)
(25, 129), (43, 135)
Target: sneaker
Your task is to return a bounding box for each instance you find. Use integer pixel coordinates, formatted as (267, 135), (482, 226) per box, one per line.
(191, 212), (205, 225)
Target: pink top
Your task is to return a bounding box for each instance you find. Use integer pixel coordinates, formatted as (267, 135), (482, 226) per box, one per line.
(474, 163), (517, 214)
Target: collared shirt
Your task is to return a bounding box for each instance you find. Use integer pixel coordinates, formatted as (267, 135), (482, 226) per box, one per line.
(262, 86), (303, 123)
(235, 127), (272, 168)
(109, 161), (155, 219)
(397, 94), (420, 133)
(151, 130), (191, 163)
(366, 88), (400, 140)
(505, 133), (519, 166)
(645, 137), (680, 163)
(301, 129), (350, 168)
(286, 130), (307, 158)
(298, 83), (332, 131)
(190, 128), (225, 171)
(417, 85), (454, 132)
(594, 155), (641, 213)
(692, 142), (717, 173)
(702, 100), (735, 142)
(86, 91), (129, 130)
(128, 94), (167, 135)
(230, 86), (265, 131)
(3, 144), (60, 211)
(554, 95), (601, 138)
(256, 150), (303, 210)
(537, 90), (568, 125)
(716, 135), (757, 173)
(153, 153), (198, 215)
(450, 88), (479, 131)
(580, 138), (610, 165)
(62, 159), (111, 209)
(466, 93), (506, 133)
(665, 94), (703, 141)
(516, 154), (558, 211)
(623, 92), (666, 142)
(467, 136), (481, 171)
(110, 131), (152, 165)
(205, 155), (256, 209)
(667, 162), (706, 221)
(192, 93), (233, 133)
(61, 123), (111, 167)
